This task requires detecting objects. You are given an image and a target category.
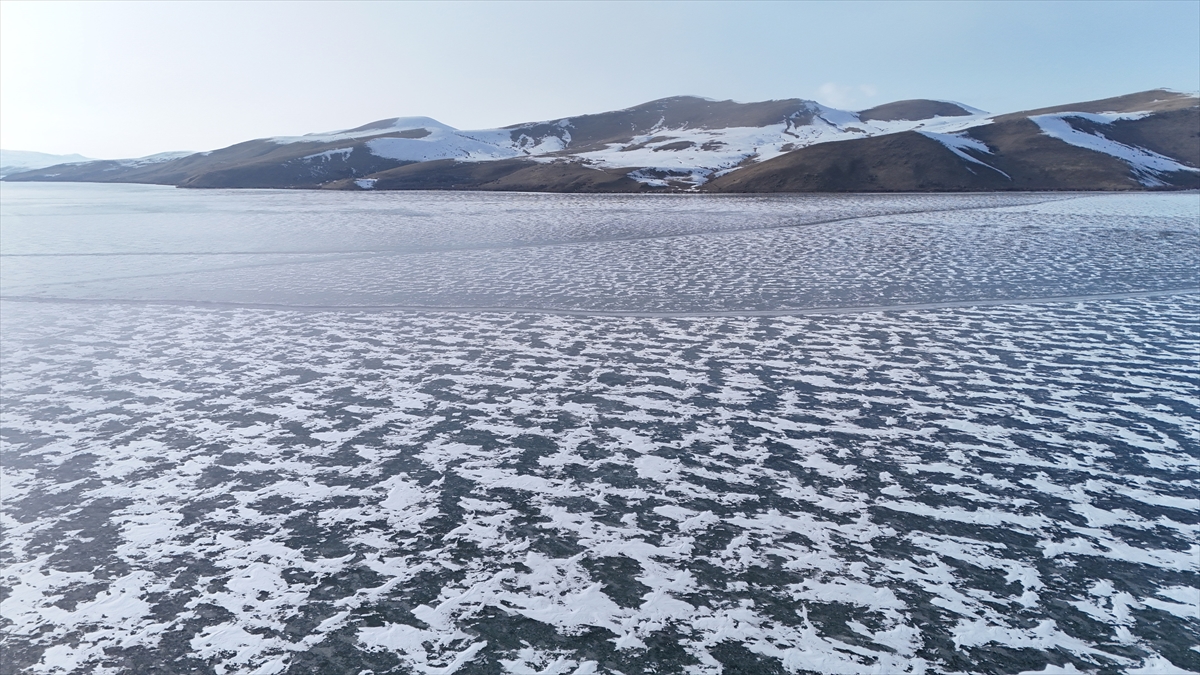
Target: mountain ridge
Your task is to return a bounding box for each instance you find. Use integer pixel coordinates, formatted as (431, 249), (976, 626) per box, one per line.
(5, 90), (1197, 192)
(0, 149), (92, 178)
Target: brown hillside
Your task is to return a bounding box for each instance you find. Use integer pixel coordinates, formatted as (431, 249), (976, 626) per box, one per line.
(704, 132), (1011, 192)
(994, 89), (1196, 121)
(1091, 107), (1200, 168)
(508, 97), (817, 152)
(858, 100), (974, 122)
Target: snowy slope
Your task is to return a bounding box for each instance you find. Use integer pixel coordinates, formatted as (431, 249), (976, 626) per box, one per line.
(572, 106), (993, 187)
(112, 151), (196, 167)
(265, 100), (993, 189)
(919, 131), (1011, 179)
(274, 117), (529, 164)
(1029, 112), (1199, 186)
(367, 129), (528, 163)
(0, 150), (90, 177)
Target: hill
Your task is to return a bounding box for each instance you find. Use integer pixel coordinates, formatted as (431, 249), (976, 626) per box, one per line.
(5, 90), (1196, 192)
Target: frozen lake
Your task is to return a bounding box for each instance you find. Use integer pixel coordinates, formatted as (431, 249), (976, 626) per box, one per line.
(2, 184), (1197, 312)
(1, 183), (1197, 674)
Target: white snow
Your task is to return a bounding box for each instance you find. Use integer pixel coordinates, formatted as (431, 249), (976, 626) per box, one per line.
(367, 127), (523, 163)
(290, 116), (457, 143)
(303, 148), (354, 162)
(275, 117), (527, 164)
(261, 103), (995, 189)
(1125, 655), (1198, 675)
(579, 109), (995, 188)
(919, 131), (1011, 179)
(4, 190), (1198, 675)
(1030, 112), (1199, 186)
(0, 148), (193, 176)
(114, 151), (197, 167)
(0, 149), (91, 175)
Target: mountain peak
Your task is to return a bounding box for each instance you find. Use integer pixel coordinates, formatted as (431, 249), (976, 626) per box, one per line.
(335, 116), (455, 135)
(857, 100), (979, 122)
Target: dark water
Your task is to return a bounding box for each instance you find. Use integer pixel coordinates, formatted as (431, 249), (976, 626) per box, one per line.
(1, 184), (1197, 674)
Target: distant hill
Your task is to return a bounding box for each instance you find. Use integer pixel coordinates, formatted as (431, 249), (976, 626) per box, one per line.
(707, 90), (1198, 192)
(0, 150), (91, 178)
(5, 90), (1197, 192)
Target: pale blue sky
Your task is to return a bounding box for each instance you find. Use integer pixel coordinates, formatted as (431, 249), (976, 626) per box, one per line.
(2, 0), (1197, 158)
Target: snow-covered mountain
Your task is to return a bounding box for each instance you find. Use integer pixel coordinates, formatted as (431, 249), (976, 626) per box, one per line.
(708, 89), (1199, 192)
(0, 149), (90, 178)
(256, 96), (992, 189)
(4, 90), (1197, 191)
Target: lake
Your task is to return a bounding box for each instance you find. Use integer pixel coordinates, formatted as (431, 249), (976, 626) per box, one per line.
(1, 183), (1197, 674)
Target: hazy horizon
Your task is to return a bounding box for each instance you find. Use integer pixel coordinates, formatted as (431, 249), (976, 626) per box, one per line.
(2, 0), (1198, 159)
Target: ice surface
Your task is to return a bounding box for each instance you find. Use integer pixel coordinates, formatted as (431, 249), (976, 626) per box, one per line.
(3, 186), (1195, 314)
(1, 185), (1197, 674)
(2, 294), (1197, 673)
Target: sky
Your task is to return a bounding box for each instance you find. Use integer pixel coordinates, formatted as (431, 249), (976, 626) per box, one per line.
(2, 0), (1198, 159)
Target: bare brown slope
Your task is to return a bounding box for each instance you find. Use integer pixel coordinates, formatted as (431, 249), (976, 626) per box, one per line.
(962, 119), (1155, 190)
(479, 162), (648, 192)
(708, 108), (1199, 194)
(5, 97), (821, 187)
(1, 159), (168, 184)
(704, 132), (1013, 192)
(4, 135), (411, 188)
(327, 159), (648, 193)
(176, 144), (405, 188)
(993, 89), (1196, 121)
(858, 100), (974, 122)
(9, 90), (1196, 193)
(328, 158), (531, 190)
(1081, 107), (1200, 167)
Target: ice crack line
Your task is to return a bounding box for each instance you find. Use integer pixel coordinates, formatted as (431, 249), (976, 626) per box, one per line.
(0, 192), (1082, 288)
(1, 194), (1084, 259)
(2, 288), (1195, 317)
